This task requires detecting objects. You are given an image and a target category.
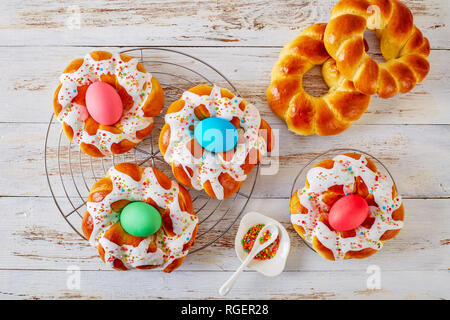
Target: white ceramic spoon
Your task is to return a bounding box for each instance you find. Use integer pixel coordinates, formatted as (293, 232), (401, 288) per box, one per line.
(219, 224), (279, 296)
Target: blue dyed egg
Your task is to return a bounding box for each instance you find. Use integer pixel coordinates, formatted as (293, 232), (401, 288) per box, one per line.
(194, 117), (238, 153)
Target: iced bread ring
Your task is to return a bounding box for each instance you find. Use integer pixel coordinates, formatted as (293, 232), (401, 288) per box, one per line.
(290, 153), (404, 260)
(53, 51), (164, 157)
(82, 163), (198, 272)
(159, 85), (274, 200)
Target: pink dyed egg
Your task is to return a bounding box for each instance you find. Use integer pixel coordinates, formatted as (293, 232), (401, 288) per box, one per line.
(78, 105), (89, 121)
(85, 81), (123, 125)
(329, 194), (369, 231)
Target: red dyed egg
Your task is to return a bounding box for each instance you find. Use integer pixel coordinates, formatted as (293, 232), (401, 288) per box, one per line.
(329, 194), (369, 231)
(86, 81), (123, 125)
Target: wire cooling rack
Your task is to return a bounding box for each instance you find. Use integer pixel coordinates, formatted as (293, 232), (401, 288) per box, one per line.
(45, 48), (260, 254)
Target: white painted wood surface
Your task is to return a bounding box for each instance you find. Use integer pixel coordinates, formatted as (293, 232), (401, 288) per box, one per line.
(1, 0), (449, 300)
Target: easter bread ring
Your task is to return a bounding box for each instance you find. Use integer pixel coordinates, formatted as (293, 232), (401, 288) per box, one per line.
(82, 163), (198, 272)
(290, 152), (405, 260)
(267, 23), (371, 136)
(53, 51), (164, 157)
(159, 85), (274, 199)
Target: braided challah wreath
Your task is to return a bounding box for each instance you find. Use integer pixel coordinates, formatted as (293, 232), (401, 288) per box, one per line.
(267, 23), (371, 136)
(324, 0), (430, 98)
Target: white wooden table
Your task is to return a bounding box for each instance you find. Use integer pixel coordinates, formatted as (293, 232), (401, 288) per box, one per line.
(1, 0), (449, 300)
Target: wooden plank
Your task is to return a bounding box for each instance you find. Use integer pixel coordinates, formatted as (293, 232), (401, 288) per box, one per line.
(1, 197), (448, 273)
(1, 46), (448, 125)
(2, 122), (448, 198)
(1, 0), (448, 48)
(0, 269), (448, 299)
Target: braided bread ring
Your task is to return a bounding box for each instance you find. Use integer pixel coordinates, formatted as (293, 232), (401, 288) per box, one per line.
(267, 23), (371, 136)
(324, 0), (430, 98)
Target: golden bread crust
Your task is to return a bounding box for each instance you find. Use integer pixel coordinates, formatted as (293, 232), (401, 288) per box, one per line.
(267, 23), (371, 136)
(324, 0), (430, 98)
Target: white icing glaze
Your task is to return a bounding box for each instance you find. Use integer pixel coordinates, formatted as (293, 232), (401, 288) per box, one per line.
(86, 166), (198, 270)
(291, 154), (403, 260)
(163, 85), (267, 199)
(56, 52), (155, 155)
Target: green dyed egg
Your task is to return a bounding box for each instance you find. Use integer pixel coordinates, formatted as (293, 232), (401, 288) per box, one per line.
(120, 201), (162, 237)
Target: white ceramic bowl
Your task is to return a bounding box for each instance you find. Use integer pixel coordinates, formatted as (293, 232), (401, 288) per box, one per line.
(234, 211), (290, 277)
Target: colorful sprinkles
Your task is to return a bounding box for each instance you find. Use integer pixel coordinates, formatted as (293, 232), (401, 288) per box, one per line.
(241, 224), (280, 260)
